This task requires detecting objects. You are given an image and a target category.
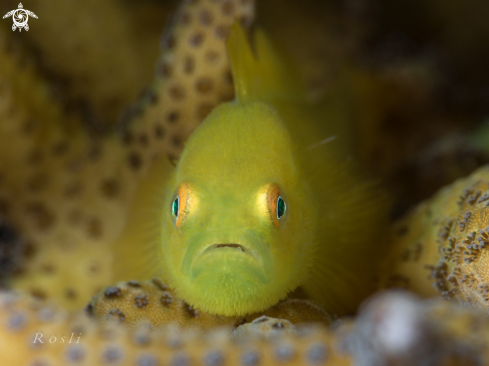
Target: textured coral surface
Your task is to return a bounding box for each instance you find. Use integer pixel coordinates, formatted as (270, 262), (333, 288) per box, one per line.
(1, 0), (489, 364)
(381, 165), (489, 310)
(89, 279), (332, 330)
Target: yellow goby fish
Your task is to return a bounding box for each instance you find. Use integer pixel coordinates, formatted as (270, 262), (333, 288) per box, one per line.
(115, 24), (388, 317)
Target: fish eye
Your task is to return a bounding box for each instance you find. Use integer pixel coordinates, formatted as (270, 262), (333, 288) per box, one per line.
(259, 183), (287, 227)
(172, 195), (179, 219)
(277, 196), (286, 220)
(170, 183), (194, 228)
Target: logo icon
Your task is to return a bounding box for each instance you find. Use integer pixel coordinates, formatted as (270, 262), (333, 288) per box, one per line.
(3, 3), (37, 32)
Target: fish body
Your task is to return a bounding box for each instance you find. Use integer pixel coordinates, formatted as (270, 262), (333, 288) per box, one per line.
(116, 24), (387, 317)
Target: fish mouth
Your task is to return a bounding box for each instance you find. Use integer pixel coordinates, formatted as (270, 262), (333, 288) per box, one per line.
(203, 243), (247, 254)
(181, 230), (274, 284)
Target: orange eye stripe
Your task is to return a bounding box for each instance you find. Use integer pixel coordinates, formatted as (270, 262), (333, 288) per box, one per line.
(266, 184), (283, 227)
(175, 183), (192, 228)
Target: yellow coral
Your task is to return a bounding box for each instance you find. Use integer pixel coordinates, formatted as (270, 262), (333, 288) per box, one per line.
(381, 165), (489, 309)
(2, 290), (489, 365)
(0, 0), (255, 309)
(0, 290), (348, 366)
(89, 279), (331, 330)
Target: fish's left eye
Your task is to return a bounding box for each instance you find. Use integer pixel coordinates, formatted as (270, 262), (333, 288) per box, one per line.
(277, 196), (286, 220)
(260, 184), (287, 227)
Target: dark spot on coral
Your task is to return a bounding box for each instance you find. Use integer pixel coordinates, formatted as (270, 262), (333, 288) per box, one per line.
(135, 294), (150, 309)
(215, 25), (229, 40)
(139, 133), (149, 148)
(241, 351), (259, 366)
(172, 353), (191, 366)
(27, 148), (44, 165)
(221, 1), (235, 16)
(102, 345), (124, 363)
(152, 278), (169, 291)
(199, 9), (213, 26)
(107, 308), (126, 323)
(123, 131), (135, 146)
(184, 56), (195, 74)
(51, 141), (69, 156)
(196, 78), (214, 94)
(272, 321), (284, 329)
(65, 288), (77, 300)
(104, 287), (122, 298)
(183, 302), (198, 318)
(64, 182), (83, 199)
(160, 61), (173, 78)
(169, 85), (186, 101)
(275, 344), (294, 362)
(27, 172), (49, 193)
(31, 289), (47, 300)
(88, 144), (103, 161)
(88, 262), (100, 275)
(412, 242), (423, 261)
(101, 179), (119, 199)
(127, 280), (141, 288)
(205, 50), (220, 64)
(167, 112), (180, 124)
(240, 15), (253, 28)
(163, 34), (176, 50)
(128, 152), (143, 171)
(385, 274), (410, 289)
(40, 263), (55, 274)
(65, 345), (85, 362)
(172, 136), (183, 148)
(137, 354), (158, 366)
(189, 32), (204, 47)
(84, 302), (94, 317)
(155, 124), (165, 139)
(161, 292), (173, 307)
(307, 343), (327, 365)
(180, 11), (191, 25)
(8, 312), (27, 331)
(24, 202), (55, 231)
(87, 217), (103, 239)
(205, 350), (224, 366)
(21, 119), (36, 135)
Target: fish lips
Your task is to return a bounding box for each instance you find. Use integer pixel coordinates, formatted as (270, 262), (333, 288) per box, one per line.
(181, 230), (273, 284)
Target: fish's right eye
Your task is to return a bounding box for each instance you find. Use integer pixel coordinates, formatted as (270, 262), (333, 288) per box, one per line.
(172, 195), (179, 218)
(171, 183), (194, 228)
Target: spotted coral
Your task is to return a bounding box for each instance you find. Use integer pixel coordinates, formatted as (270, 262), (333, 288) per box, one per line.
(88, 279), (332, 330)
(380, 165), (489, 310)
(0, 0), (255, 310)
(2, 289), (489, 366)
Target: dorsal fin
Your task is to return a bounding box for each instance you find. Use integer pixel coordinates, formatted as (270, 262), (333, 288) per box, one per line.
(226, 22), (304, 102)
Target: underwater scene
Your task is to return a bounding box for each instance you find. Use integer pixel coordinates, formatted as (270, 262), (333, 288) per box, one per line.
(1, 0), (489, 364)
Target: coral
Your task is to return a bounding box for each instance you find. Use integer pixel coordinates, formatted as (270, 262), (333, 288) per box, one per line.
(121, 0), (254, 160)
(2, 290), (489, 365)
(231, 316), (297, 340)
(346, 291), (489, 366)
(88, 279), (332, 330)
(0, 0), (255, 309)
(0, 0), (178, 128)
(380, 165), (489, 310)
(0, 290), (349, 366)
